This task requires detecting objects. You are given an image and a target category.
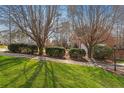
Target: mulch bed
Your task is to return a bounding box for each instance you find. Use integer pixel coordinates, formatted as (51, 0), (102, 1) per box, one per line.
(69, 58), (88, 62)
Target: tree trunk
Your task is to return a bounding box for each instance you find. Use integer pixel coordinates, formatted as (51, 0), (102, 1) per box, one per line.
(38, 46), (43, 56)
(87, 47), (93, 58)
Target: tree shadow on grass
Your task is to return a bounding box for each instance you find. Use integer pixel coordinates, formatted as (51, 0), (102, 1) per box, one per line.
(19, 59), (65, 88)
(19, 61), (45, 88)
(1, 61), (37, 88)
(0, 57), (28, 71)
(42, 61), (57, 88)
(1, 57), (73, 88)
(0, 57), (49, 88)
(0, 56), (62, 88)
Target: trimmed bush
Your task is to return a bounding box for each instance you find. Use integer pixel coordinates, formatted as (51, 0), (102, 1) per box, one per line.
(45, 47), (65, 58)
(8, 43), (21, 53)
(93, 45), (113, 59)
(8, 43), (38, 54)
(69, 48), (86, 60)
(27, 45), (38, 54)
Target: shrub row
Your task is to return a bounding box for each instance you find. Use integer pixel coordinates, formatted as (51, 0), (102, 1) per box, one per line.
(45, 47), (65, 58)
(69, 48), (86, 60)
(45, 47), (86, 60)
(93, 45), (113, 59)
(8, 43), (113, 60)
(8, 43), (38, 54)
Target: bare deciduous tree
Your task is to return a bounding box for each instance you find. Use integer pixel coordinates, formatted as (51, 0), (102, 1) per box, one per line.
(52, 21), (70, 48)
(9, 5), (59, 55)
(68, 5), (121, 58)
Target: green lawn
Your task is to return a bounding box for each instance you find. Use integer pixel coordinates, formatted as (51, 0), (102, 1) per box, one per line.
(0, 56), (124, 88)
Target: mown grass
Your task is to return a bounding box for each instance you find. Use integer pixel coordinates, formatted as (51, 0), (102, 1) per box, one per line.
(0, 56), (124, 88)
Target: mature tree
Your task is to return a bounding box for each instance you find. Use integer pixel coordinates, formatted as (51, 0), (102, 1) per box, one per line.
(52, 21), (70, 48)
(68, 5), (121, 58)
(0, 6), (14, 44)
(6, 5), (59, 55)
(115, 6), (124, 49)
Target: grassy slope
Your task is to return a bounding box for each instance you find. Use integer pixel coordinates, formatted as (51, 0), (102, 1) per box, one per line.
(0, 56), (124, 88)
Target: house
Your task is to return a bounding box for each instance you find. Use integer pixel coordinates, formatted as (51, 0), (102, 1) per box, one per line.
(0, 29), (35, 45)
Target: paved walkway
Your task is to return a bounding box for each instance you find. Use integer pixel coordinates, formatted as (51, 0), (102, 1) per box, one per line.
(0, 51), (121, 69)
(0, 52), (95, 67)
(0, 48), (124, 75)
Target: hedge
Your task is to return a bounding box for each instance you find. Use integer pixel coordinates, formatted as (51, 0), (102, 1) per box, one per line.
(8, 43), (38, 54)
(45, 47), (65, 58)
(93, 45), (113, 59)
(69, 48), (86, 60)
